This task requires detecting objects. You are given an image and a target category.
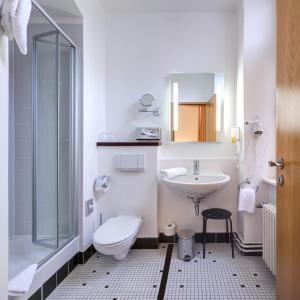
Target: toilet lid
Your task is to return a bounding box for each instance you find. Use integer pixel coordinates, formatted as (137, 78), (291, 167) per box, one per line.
(93, 216), (142, 246)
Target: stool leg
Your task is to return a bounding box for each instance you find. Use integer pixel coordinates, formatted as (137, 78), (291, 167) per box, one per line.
(225, 218), (229, 244)
(229, 218), (234, 259)
(203, 217), (207, 259)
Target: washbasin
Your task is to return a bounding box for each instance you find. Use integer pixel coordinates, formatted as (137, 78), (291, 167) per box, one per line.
(162, 172), (230, 198)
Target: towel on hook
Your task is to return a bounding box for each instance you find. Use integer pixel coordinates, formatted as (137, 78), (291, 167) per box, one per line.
(1, 0), (19, 39)
(0, 0), (4, 34)
(8, 264), (38, 296)
(0, 0), (5, 35)
(1, 0), (32, 54)
(160, 167), (188, 179)
(238, 187), (256, 213)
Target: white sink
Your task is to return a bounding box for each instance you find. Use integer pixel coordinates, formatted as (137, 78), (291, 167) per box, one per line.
(162, 172), (230, 198)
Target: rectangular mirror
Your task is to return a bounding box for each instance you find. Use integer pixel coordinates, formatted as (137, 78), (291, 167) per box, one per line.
(170, 73), (224, 143)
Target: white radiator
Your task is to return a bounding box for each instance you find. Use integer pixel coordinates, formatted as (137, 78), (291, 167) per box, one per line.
(262, 204), (276, 276)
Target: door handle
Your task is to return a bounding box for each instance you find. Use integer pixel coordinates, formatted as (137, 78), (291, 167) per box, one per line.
(269, 158), (284, 169)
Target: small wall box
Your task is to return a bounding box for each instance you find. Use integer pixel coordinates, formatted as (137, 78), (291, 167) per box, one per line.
(136, 127), (161, 140)
(114, 153), (146, 172)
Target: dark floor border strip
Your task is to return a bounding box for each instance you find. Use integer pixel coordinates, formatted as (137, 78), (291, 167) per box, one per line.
(158, 232), (235, 244)
(131, 238), (158, 249)
(234, 233), (263, 247)
(157, 244), (173, 300)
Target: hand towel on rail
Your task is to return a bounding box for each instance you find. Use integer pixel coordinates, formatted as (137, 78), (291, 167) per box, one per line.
(238, 187), (256, 213)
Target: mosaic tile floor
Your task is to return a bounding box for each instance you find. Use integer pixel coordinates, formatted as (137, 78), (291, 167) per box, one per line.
(165, 244), (276, 300)
(48, 244), (275, 300)
(48, 245), (167, 300)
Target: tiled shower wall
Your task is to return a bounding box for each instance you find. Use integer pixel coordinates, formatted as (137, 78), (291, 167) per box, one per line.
(9, 42), (15, 237)
(8, 39), (33, 236)
(13, 37), (33, 235)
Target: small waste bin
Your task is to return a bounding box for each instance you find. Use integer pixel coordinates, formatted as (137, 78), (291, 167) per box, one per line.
(177, 229), (195, 262)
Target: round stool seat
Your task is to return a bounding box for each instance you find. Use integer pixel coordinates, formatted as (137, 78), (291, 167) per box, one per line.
(202, 208), (232, 220)
(201, 208), (235, 259)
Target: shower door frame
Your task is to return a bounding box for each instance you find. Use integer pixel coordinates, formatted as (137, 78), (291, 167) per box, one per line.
(31, 0), (79, 254)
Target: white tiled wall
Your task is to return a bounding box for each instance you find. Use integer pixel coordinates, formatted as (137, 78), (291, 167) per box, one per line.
(9, 42), (15, 237)
(12, 37), (33, 235)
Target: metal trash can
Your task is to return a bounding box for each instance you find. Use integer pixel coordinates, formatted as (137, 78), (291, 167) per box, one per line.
(177, 229), (195, 262)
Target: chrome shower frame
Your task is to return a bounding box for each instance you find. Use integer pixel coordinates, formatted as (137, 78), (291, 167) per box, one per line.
(31, 0), (79, 264)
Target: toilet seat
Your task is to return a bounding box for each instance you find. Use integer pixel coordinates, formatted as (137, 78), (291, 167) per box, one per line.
(93, 215), (142, 246)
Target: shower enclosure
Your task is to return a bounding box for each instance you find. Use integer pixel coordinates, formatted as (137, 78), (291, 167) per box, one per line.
(32, 30), (76, 250)
(8, 1), (79, 279)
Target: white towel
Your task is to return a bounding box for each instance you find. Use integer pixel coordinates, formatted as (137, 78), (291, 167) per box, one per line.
(238, 187), (256, 213)
(1, 0), (32, 54)
(1, 0), (19, 39)
(160, 167), (188, 179)
(8, 264), (38, 297)
(0, 0), (4, 34)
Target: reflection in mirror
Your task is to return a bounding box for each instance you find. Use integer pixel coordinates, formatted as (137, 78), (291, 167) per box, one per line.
(170, 73), (224, 143)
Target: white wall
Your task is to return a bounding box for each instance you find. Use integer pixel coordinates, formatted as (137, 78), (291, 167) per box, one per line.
(0, 34), (9, 299)
(74, 0), (107, 250)
(236, 0), (276, 243)
(239, 0), (276, 184)
(97, 147), (159, 237)
(105, 11), (238, 159)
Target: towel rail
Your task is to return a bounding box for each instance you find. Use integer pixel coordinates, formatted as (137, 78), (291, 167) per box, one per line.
(238, 178), (259, 193)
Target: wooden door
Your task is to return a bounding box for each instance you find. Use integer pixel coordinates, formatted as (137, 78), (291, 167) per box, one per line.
(276, 0), (300, 298)
(205, 94), (217, 142)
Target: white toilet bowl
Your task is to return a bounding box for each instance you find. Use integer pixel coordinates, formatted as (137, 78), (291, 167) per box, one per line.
(92, 215), (142, 260)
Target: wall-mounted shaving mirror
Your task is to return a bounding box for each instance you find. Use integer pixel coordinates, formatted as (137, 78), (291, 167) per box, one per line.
(170, 73), (224, 142)
(139, 94), (161, 116)
(140, 94), (155, 107)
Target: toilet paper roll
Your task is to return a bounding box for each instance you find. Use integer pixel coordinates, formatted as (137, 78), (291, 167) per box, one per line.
(164, 223), (176, 236)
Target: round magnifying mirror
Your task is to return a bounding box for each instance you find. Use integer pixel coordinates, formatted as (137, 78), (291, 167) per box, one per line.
(140, 94), (155, 107)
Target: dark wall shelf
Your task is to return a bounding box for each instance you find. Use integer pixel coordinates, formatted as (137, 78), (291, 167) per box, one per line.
(96, 141), (162, 147)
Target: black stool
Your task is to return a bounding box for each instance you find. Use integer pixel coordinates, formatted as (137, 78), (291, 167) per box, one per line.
(202, 208), (234, 259)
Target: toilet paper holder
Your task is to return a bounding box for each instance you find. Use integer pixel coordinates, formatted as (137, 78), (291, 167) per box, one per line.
(94, 175), (110, 192)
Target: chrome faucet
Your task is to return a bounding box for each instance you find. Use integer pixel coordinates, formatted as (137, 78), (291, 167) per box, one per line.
(193, 160), (200, 175)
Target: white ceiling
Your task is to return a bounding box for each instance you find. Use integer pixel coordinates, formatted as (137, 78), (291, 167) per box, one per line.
(32, 0), (82, 20)
(100, 0), (239, 13)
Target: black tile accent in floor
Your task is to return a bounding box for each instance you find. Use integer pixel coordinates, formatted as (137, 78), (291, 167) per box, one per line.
(157, 244), (174, 300)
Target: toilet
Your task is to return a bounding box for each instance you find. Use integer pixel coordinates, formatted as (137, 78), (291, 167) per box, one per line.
(92, 215), (142, 260)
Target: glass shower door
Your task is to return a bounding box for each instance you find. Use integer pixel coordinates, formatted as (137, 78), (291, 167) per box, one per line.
(58, 34), (76, 247)
(33, 30), (59, 249)
(33, 31), (76, 249)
